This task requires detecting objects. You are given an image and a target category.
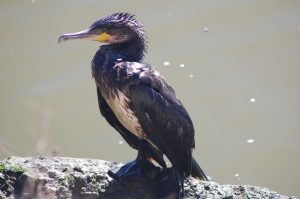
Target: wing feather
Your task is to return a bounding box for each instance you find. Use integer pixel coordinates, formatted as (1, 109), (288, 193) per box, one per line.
(128, 81), (195, 176)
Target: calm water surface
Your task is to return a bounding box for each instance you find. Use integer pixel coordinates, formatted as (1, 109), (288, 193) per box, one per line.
(0, 0), (299, 197)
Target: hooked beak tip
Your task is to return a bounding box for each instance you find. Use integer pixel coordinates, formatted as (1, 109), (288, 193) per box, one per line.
(58, 29), (92, 44)
(58, 35), (66, 43)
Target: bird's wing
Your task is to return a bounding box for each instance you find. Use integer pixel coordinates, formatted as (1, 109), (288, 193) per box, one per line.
(97, 85), (167, 168)
(96, 88), (139, 149)
(115, 62), (195, 176)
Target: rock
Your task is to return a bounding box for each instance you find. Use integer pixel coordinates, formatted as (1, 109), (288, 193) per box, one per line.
(0, 156), (295, 199)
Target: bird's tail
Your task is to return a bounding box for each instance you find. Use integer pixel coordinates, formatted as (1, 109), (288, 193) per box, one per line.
(191, 157), (209, 181)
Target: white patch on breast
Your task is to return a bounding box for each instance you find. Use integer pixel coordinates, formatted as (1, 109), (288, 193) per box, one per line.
(153, 71), (160, 77)
(104, 90), (145, 138)
(128, 62), (144, 74)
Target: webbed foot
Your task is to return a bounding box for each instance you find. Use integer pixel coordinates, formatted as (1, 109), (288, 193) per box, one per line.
(108, 159), (160, 181)
(109, 162), (181, 199)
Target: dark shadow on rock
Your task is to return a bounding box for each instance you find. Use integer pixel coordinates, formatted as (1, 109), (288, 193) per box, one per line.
(100, 160), (180, 199)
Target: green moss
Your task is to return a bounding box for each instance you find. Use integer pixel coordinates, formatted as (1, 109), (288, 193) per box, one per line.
(0, 163), (5, 172)
(0, 162), (25, 175)
(91, 174), (97, 184)
(64, 175), (75, 187)
(9, 165), (25, 175)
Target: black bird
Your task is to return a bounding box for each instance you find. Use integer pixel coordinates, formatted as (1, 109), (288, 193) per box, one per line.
(59, 12), (208, 195)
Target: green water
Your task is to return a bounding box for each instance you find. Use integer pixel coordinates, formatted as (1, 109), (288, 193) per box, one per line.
(0, 0), (299, 197)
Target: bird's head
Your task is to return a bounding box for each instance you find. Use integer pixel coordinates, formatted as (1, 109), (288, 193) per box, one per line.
(58, 12), (146, 45)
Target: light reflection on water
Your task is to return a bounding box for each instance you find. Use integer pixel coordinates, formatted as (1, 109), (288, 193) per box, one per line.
(0, 0), (299, 197)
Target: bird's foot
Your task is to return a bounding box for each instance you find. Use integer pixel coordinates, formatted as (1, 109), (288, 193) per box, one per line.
(108, 161), (181, 199)
(108, 159), (160, 181)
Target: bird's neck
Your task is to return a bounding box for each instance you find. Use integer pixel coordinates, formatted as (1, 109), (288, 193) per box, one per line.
(91, 36), (146, 94)
(107, 37), (146, 62)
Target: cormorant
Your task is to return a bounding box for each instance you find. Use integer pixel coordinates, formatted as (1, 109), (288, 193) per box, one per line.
(59, 12), (208, 196)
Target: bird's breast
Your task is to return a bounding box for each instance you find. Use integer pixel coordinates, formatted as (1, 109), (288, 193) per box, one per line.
(104, 89), (145, 138)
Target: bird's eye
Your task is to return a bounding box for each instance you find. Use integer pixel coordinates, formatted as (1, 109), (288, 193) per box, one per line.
(90, 27), (106, 34)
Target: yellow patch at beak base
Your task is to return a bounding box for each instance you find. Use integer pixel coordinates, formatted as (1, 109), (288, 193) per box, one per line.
(98, 32), (111, 42)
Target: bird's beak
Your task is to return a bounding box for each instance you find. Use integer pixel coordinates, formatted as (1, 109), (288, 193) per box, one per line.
(58, 28), (93, 43)
(58, 28), (111, 43)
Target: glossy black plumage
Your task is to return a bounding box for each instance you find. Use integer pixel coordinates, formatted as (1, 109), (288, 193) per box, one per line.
(90, 13), (207, 180)
(59, 12), (208, 195)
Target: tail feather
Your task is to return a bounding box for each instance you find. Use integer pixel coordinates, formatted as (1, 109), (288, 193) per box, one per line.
(191, 157), (209, 181)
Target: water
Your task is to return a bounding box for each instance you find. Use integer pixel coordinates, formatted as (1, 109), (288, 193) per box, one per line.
(0, 0), (299, 197)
